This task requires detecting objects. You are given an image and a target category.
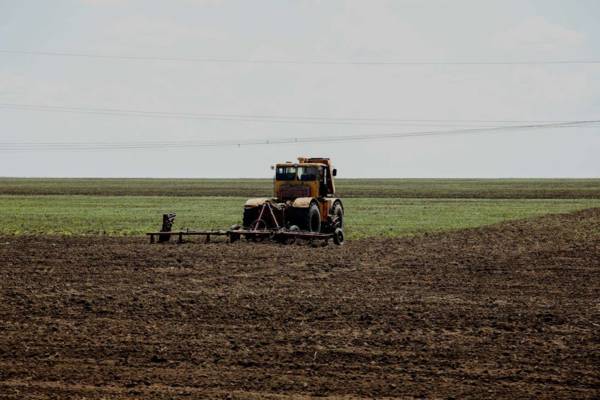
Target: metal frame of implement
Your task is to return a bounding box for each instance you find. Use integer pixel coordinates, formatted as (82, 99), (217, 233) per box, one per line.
(146, 228), (341, 245)
(146, 213), (344, 246)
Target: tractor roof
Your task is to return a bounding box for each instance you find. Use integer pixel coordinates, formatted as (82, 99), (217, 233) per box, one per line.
(276, 162), (327, 168)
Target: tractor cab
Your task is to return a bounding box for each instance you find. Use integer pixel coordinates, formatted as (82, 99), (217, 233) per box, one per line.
(274, 157), (337, 201)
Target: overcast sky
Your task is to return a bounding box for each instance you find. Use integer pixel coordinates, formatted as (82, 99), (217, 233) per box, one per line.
(0, 0), (599, 178)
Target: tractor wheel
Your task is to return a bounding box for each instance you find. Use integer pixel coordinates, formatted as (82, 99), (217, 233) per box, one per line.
(331, 202), (344, 230)
(333, 228), (345, 245)
(296, 203), (321, 232)
(243, 207), (258, 228)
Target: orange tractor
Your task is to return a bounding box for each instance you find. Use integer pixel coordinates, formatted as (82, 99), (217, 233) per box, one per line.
(239, 157), (344, 243)
(147, 157), (345, 245)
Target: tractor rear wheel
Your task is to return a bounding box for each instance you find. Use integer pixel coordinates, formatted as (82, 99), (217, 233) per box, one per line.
(331, 202), (344, 230)
(296, 203), (321, 232)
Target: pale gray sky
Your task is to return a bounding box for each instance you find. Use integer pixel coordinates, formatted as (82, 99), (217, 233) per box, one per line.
(0, 0), (599, 178)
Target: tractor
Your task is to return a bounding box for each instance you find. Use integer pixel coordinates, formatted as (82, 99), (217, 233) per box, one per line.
(147, 157), (345, 246)
(242, 157), (344, 241)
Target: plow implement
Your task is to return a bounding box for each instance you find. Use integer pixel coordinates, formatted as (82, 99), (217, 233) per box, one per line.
(147, 212), (344, 246)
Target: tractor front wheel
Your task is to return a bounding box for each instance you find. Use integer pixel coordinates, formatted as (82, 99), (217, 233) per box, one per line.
(296, 203), (321, 232)
(243, 207), (258, 228)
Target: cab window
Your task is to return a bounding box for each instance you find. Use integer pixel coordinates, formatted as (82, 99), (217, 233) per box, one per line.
(276, 167), (297, 180)
(298, 167), (319, 181)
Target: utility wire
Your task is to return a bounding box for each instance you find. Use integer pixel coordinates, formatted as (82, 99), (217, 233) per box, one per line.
(0, 103), (582, 127)
(1, 120), (597, 153)
(2, 49), (600, 66)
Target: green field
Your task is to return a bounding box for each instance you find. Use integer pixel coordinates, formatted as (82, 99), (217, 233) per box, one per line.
(1, 178), (598, 238)
(2, 195), (599, 239)
(1, 178), (600, 198)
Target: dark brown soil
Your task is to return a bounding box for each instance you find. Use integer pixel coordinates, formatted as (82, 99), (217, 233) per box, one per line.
(1, 209), (599, 399)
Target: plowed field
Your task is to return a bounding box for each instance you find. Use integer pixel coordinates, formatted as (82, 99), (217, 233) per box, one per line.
(1, 209), (599, 399)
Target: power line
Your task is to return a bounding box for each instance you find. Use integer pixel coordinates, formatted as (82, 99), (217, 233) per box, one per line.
(0, 103), (583, 127)
(2, 49), (600, 66)
(1, 120), (597, 153)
